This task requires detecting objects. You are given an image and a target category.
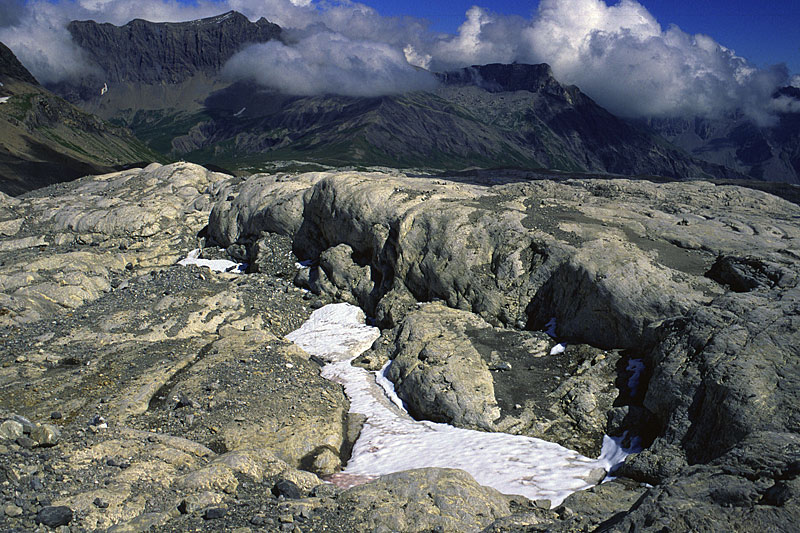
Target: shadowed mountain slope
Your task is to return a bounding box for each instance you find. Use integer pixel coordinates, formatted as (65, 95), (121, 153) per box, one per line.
(0, 42), (163, 195)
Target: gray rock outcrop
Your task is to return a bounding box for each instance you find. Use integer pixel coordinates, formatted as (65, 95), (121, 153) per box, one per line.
(3, 161), (800, 531)
(386, 303), (501, 430)
(210, 167), (800, 529)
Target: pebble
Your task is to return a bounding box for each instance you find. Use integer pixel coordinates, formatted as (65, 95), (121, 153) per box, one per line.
(534, 499), (551, 510)
(3, 503), (23, 517)
(272, 479), (302, 500)
(31, 424), (61, 447)
(36, 505), (73, 527)
(0, 419), (24, 440)
(204, 507), (227, 519)
(16, 436), (35, 449)
(250, 515), (268, 526)
(93, 497), (109, 509)
(50, 411), (62, 420)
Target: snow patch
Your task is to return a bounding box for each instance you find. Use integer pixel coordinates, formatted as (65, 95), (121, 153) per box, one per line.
(177, 248), (246, 273)
(288, 303), (635, 506)
(233, 107), (246, 117)
(376, 361), (405, 410)
(0, 96), (10, 104)
(549, 343), (566, 355)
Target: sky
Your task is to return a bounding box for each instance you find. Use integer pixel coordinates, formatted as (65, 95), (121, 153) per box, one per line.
(370, 0), (799, 74)
(0, 0), (798, 123)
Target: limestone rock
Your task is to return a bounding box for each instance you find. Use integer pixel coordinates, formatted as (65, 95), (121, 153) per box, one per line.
(387, 303), (500, 430)
(338, 468), (512, 533)
(208, 168), (800, 530)
(31, 423), (61, 447)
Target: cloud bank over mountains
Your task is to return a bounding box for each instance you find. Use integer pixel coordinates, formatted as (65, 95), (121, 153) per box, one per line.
(0, 0), (795, 122)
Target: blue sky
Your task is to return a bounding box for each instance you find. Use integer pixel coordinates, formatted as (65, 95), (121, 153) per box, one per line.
(355, 0), (799, 73)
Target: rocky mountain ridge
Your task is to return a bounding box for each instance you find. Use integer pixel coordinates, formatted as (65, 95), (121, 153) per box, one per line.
(645, 88), (800, 184)
(55, 11), (281, 102)
(32, 12), (752, 182)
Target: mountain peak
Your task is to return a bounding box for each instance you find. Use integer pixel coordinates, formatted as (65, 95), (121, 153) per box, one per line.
(437, 63), (561, 94)
(65, 13), (281, 86)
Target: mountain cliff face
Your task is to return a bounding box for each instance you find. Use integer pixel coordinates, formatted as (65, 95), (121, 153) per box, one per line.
(645, 89), (800, 184)
(436, 64), (739, 179)
(0, 41), (164, 195)
(67, 11), (281, 86)
(155, 63), (734, 179)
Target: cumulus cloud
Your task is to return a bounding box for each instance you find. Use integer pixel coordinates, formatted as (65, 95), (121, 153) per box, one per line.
(0, 0), (795, 119)
(424, 0), (793, 122)
(223, 32), (436, 96)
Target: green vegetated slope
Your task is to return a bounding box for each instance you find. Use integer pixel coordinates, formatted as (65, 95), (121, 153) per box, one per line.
(0, 43), (166, 195)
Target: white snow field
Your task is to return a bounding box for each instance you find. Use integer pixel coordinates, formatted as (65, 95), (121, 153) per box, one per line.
(288, 303), (632, 506)
(177, 248), (246, 273)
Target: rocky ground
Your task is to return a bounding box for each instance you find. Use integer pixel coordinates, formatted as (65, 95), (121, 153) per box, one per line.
(1, 162), (799, 532)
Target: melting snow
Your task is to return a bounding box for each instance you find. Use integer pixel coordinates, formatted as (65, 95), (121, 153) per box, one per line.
(550, 343), (566, 355)
(0, 96), (10, 104)
(288, 303), (634, 505)
(177, 248), (246, 273)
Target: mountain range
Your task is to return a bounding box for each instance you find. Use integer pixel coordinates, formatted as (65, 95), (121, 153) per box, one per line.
(2, 10), (799, 194)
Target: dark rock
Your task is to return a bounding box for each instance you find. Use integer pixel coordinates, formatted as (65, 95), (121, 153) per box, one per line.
(16, 436), (34, 449)
(203, 507), (227, 520)
(272, 479), (302, 500)
(706, 255), (796, 292)
(93, 497), (109, 509)
(36, 505), (73, 527)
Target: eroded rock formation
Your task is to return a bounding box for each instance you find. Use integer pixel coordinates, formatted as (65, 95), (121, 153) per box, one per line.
(2, 162), (799, 531)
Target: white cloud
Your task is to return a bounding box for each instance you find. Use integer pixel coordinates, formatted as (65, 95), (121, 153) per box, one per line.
(423, 0), (792, 121)
(223, 32), (437, 96)
(0, 0), (795, 119)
